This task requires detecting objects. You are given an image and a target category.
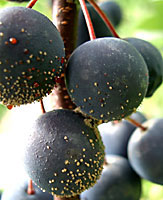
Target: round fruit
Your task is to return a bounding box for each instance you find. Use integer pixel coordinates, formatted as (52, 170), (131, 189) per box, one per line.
(1, 178), (53, 200)
(66, 37), (149, 121)
(99, 0), (122, 27)
(128, 118), (163, 185)
(124, 37), (163, 97)
(77, 3), (113, 47)
(0, 7), (65, 106)
(98, 111), (147, 157)
(81, 155), (142, 200)
(23, 109), (105, 197)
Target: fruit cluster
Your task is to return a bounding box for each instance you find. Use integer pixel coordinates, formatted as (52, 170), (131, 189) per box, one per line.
(0, 0), (163, 200)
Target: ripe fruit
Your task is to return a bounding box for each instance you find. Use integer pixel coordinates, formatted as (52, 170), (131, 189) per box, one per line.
(0, 7), (65, 106)
(66, 37), (149, 121)
(23, 109), (105, 197)
(98, 111), (147, 157)
(1, 179), (53, 200)
(99, 0), (122, 27)
(80, 155), (142, 200)
(77, 3), (113, 47)
(128, 118), (163, 185)
(124, 37), (163, 97)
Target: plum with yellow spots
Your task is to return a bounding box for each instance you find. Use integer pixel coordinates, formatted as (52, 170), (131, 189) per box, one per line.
(65, 38), (149, 122)
(23, 109), (105, 197)
(0, 7), (65, 106)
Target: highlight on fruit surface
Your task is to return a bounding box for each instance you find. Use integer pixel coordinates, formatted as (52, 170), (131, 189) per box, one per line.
(124, 37), (163, 97)
(0, 7), (65, 106)
(23, 109), (105, 197)
(66, 37), (149, 122)
(128, 118), (163, 185)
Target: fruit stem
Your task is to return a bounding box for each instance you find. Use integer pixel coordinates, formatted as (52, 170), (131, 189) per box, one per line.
(78, 0), (96, 40)
(6, 105), (13, 110)
(40, 99), (46, 113)
(86, 0), (120, 38)
(26, 0), (38, 8)
(127, 117), (147, 131)
(54, 195), (80, 200)
(27, 179), (35, 195)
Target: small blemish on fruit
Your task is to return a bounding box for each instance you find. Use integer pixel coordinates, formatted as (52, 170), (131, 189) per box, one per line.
(9, 37), (18, 44)
(21, 28), (25, 32)
(94, 82), (98, 87)
(100, 114), (104, 118)
(89, 110), (94, 114)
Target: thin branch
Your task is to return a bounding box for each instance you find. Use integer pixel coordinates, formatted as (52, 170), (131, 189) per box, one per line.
(127, 117), (147, 131)
(27, 179), (35, 195)
(78, 0), (96, 40)
(40, 99), (46, 113)
(26, 0), (38, 8)
(87, 0), (120, 38)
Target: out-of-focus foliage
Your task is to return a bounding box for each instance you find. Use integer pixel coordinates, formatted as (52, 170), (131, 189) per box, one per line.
(0, 0), (52, 19)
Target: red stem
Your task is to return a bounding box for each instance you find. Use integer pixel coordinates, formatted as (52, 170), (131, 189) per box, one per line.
(27, 179), (35, 195)
(87, 0), (120, 38)
(127, 117), (147, 131)
(26, 0), (38, 8)
(40, 99), (46, 113)
(78, 0), (96, 40)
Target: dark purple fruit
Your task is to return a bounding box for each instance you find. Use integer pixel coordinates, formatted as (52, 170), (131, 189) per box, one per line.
(124, 37), (163, 97)
(80, 155), (142, 200)
(0, 7), (65, 106)
(1, 178), (53, 200)
(98, 111), (147, 157)
(99, 0), (122, 27)
(128, 118), (163, 185)
(23, 109), (105, 197)
(66, 38), (149, 121)
(77, 3), (113, 47)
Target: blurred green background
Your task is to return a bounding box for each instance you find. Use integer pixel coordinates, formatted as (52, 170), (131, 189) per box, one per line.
(0, 0), (163, 199)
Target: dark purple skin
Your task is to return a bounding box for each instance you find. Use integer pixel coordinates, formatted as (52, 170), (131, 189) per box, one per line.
(1, 179), (53, 200)
(0, 7), (65, 106)
(98, 111), (147, 158)
(99, 1), (122, 27)
(23, 109), (105, 197)
(124, 37), (163, 97)
(77, 3), (113, 47)
(80, 155), (142, 200)
(128, 118), (163, 185)
(66, 37), (149, 121)
(77, 1), (123, 47)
